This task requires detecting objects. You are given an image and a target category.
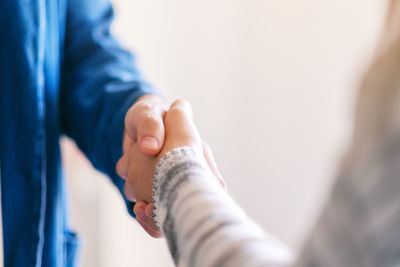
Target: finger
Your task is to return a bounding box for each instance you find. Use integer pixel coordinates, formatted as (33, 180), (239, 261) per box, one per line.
(124, 181), (136, 202)
(136, 110), (165, 156)
(143, 203), (161, 234)
(122, 131), (134, 154)
(144, 202), (153, 217)
(133, 201), (147, 217)
(137, 202), (163, 237)
(167, 99), (199, 140)
(116, 153), (129, 179)
(124, 95), (165, 141)
(139, 214), (163, 238)
(125, 96), (167, 156)
(202, 141), (227, 191)
(144, 203), (163, 237)
(135, 205), (157, 236)
(136, 215), (163, 238)
(168, 99), (194, 119)
(126, 143), (156, 203)
(134, 202), (163, 238)
(160, 99), (202, 158)
(116, 132), (135, 179)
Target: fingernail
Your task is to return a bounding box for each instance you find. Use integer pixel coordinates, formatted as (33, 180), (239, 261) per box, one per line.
(141, 136), (159, 150)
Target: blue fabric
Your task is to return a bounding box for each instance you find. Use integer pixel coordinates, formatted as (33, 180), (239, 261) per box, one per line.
(0, 0), (154, 266)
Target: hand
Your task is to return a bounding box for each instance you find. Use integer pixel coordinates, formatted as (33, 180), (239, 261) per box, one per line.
(134, 141), (226, 238)
(131, 99), (226, 237)
(116, 94), (167, 202)
(118, 99), (201, 204)
(115, 94), (167, 237)
(155, 99), (226, 189)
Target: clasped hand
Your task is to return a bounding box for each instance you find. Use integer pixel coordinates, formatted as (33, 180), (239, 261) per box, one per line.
(116, 96), (225, 237)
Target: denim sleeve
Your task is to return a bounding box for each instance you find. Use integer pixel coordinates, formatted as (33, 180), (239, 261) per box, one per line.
(60, 0), (155, 216)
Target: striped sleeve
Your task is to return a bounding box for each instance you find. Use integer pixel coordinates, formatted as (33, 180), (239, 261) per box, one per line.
(152, 147), (293, 267)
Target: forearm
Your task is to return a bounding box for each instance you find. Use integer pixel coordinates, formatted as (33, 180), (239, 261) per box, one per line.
(152, 147), (293, 267)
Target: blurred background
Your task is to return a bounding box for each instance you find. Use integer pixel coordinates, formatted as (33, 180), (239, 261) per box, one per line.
(62, 0), (388, 266)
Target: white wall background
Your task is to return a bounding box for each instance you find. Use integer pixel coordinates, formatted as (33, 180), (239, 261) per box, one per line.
(62, 0), (389, 266)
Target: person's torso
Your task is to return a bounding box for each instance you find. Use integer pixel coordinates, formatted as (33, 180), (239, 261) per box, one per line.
(0, 1), (80, 266)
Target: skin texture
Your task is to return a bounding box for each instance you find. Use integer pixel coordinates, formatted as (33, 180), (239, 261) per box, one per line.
(117, 98), (225, 237)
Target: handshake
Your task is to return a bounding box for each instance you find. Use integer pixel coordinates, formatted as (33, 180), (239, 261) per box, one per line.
(116, 95), (225, 237)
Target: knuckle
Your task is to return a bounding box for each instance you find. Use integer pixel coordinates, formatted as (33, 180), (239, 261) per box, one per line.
(138, 102), (154, 112)
(116, 160), (125, 178)
(125, 102), (155, 127)
(124, 184), (135, 202)
(140, 112), (161, 129)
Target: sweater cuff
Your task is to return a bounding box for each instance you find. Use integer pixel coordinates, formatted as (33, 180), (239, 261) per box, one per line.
(152, 147), (210, 229)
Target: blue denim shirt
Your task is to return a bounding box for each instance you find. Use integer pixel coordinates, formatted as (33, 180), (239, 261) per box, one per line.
(0, 0), (153, 266)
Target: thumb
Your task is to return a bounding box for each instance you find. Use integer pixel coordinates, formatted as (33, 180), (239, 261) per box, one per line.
(136, 110), (165, 156)
(161, 99), (202, 157)
(125, 96), (167, 156)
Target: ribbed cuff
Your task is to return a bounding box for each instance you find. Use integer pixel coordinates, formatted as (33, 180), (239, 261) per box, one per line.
(152, 147), (209, 229)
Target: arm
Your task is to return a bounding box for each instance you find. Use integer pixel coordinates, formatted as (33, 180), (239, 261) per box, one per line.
(153, 146), (293, 267)
(123, 100), (293, 266)
(60, 0), (165, 216)
(135, 1), (400, 262)
(61, 0), (153, 178)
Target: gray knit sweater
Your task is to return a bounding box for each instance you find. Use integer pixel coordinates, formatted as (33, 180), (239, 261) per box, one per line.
(153, 147), (293, 267)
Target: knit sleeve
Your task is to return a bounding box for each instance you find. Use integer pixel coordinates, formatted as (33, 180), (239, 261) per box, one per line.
(152, 147), (293, 267)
